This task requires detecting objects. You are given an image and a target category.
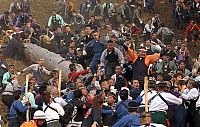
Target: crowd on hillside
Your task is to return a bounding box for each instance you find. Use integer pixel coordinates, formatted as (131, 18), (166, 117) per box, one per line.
(0, 0), (200, 127)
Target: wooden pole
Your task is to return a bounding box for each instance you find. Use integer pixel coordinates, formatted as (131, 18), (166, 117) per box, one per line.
(58, 70), (62, 97)
(25, 75), (29, 122)
(144, 77), (149, 112)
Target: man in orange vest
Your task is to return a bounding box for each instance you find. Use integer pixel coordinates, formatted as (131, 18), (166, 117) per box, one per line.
(123, 45), (160, 88)
(20, 110), (46, 127)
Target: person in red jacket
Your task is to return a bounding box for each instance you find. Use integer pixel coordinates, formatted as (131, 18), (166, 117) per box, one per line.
(185, 20), (200, 43)
(68, 63), (90, 82)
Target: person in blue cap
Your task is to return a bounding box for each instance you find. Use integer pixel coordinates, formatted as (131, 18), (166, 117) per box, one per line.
(112, 101), (141, 127)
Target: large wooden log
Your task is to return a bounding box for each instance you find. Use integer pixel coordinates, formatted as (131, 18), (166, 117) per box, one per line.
(24, 43), (83, 78)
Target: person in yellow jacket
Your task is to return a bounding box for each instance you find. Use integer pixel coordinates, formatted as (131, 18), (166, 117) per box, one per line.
(20, 110), (46, 127)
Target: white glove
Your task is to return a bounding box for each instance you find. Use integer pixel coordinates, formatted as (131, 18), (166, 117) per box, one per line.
(158, 59), (163, 63)
(1, 64), (6, 69)
(185, 38), (187, 41)
(95, 81), (101, 90)
(140, 20), (143, 24)
(16, 72), (21, 75)
(87, 4), (91, 8)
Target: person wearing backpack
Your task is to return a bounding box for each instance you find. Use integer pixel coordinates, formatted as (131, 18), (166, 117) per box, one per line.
(8, 90), (29, 127)
(112, 101), (141, 127)
(42, 91), (65, 127)
(149, 82), (182, 126)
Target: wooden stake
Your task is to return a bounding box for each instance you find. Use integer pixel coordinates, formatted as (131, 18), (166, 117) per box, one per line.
(58, 70), (62, 97)
(144, 77), (149, 112)
(25, 75), (29, 122)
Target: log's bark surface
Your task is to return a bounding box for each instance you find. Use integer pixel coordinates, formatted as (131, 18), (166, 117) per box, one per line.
(24, 43), (83, 77)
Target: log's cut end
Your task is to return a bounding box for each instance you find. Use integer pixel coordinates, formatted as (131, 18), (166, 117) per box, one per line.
(24, 43), (84, 77)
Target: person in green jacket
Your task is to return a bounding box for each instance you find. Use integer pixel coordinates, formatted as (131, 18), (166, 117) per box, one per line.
(48, 10), (64, 31)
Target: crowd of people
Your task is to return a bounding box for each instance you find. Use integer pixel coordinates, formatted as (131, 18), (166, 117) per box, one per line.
(0, 0), (200, 127)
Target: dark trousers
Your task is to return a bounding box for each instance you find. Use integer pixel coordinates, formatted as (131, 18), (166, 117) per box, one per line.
(185, 108), (196, 127)
(2, 94), (14, 110)
(0, 76), (3, 87)
(195, 109), (200, 127)
(8, 117), (21, 127)
(145, 0), (155, 11)
(105, 65), (116, 79)
(174, 105), (186, 127)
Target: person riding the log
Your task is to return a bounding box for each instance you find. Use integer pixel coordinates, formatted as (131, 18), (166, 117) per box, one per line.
(123, 45), (160, 88)
(22, 58), (51, 85)
(48, 10), (64, 31)
(3, 32), (25, 59)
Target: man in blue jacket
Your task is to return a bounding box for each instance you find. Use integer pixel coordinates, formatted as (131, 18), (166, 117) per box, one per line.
(86, 31), (105, 74)
(112, 101), (141, 127)
(115, 89), (142, 121)
(8, 90), (29, 127)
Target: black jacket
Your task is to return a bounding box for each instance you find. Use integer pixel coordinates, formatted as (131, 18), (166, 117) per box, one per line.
(81, 108), (103, 127)
(72, 98), (91, 122)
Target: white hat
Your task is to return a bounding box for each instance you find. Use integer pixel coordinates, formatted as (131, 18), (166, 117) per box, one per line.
(33, 110), (46, 119)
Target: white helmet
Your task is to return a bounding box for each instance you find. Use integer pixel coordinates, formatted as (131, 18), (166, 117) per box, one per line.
(33, 110), (46, 119)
